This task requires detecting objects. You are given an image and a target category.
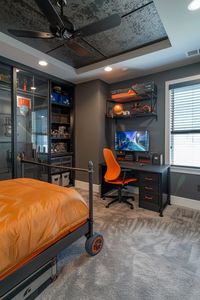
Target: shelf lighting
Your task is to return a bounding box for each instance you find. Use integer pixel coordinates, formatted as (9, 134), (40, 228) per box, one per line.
(188, 0), (200, 10)
(104, 66), (112, 72)
(16, 69), (20, 72)
(38, 60), (48, 66)
(31, 86), (36, 91)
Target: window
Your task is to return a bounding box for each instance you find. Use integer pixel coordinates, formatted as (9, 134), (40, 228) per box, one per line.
(169, 81), (200, 168)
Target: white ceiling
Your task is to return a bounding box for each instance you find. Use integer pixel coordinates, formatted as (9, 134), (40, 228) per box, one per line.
(0, 0), (200, 84)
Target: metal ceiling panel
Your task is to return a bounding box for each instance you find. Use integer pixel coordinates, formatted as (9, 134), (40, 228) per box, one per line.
(0, 0), (168, 68)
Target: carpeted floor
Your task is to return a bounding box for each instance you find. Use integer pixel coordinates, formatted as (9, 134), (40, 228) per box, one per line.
(38, 189), (200, 300)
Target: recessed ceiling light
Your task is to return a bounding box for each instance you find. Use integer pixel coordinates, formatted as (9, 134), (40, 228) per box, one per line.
(31, 86), (36, 90)
(38, 60), (48, 66)
(188, 0), (200, 11)
(16, 69), (20, 72)
(104, 66), (112, 72)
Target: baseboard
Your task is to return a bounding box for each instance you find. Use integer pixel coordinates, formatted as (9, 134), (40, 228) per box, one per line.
(171, 195), (200, 210)
(75, 180), (100, 193)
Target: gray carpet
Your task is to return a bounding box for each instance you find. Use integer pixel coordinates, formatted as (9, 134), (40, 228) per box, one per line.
(38, 190), (200, 300)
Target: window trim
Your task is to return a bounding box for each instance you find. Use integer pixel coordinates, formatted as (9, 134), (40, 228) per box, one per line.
(165, 74), (200, 174)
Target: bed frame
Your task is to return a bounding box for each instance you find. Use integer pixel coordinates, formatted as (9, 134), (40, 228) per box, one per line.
(0, 159), (103, 299)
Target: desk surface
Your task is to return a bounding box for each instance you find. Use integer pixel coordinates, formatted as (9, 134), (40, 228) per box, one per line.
(118, 161), (169, 173)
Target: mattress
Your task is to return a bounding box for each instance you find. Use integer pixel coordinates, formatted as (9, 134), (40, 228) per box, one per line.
(0, 178), (89, 280)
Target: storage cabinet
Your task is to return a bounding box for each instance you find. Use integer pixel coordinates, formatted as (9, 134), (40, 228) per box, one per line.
(15, 69), (49, 180)
(0, 60), (74, 184)
(50, 82), (74, 186)
(139, 169), (169, 215)
(0, 63), (12, 179)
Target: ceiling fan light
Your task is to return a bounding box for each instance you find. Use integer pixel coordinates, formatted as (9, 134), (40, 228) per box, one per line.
(188, 0), (200, 11)
(104, 66), (112, 72)
(38, 60), (48, 66)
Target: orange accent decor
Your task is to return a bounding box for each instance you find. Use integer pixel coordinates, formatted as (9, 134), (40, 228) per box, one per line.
(113, 103), (124, 115)
(111, 89), (137, 100)
(0, 178), (88, 280)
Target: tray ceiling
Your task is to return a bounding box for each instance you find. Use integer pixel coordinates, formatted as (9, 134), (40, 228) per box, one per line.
(0, 0), (168, 68)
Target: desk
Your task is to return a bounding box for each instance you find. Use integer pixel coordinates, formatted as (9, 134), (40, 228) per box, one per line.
(100, 162), (170, 217)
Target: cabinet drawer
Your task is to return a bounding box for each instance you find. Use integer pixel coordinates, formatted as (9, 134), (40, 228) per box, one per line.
(140, 172), (159, 184)
(139, 192), (159, 204)
(140, 184), (159, 194)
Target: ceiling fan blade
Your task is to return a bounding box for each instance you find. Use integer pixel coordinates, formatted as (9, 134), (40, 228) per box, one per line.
(8, 29), (55, 39)
(74, 14), (121, 37)
(65, 40), (92, 57)
(34, 0), (65, 29)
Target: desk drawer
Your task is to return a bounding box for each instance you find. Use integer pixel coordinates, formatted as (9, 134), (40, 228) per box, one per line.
(140, 172), (159, 185)
(139, 192), (159, 204)
(140, 183), (160, 195)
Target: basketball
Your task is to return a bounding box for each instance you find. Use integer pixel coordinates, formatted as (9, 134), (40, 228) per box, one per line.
(113, 103), (123, 115)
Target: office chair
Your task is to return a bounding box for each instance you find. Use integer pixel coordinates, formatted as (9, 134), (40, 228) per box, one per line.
(103, 148), (138, 209)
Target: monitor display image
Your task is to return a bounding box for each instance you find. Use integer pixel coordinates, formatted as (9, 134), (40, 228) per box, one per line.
(115, 131), (149, 152)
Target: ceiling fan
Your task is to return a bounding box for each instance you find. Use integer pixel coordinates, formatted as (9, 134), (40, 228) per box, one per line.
(8, 0), (121, 57)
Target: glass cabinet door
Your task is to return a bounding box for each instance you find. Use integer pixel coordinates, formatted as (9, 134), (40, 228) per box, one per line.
(0, 63), (12, 179)
(16, 69), (49, 180)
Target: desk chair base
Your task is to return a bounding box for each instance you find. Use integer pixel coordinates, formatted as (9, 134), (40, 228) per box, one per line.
(104, 187), (134, 209)
(106, 197), (134, 209)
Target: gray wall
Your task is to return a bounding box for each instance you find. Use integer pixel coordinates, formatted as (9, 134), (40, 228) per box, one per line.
(110, 62), (200, 200)
(75, 62), (200, 200)
(75, 80), (108, 184)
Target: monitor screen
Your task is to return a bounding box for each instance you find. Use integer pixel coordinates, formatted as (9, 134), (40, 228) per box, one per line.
(115, 131), (149, 152)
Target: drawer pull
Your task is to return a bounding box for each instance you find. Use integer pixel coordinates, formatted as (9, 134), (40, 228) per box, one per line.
(144, 177), (153, 181)
(144, 186), (153, 190)
(145, 196), (153, 200)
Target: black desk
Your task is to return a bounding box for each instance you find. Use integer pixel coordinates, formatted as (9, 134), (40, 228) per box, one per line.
(100, 162), (170, 217)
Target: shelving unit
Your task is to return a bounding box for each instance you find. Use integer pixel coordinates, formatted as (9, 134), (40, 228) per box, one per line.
(0, 59), (75, 184)
(106, 82), (157, 120)
(0, 64), (12, 180)
(50, 82), (74, 187)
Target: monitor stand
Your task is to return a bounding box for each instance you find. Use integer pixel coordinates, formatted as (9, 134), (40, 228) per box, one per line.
(124, 152), (138, 162)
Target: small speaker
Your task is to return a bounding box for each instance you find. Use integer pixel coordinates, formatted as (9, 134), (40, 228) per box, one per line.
(152, 153), (163, 165)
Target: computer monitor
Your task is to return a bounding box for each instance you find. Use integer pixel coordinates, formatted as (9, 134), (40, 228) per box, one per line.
(115, 130), (149, 152)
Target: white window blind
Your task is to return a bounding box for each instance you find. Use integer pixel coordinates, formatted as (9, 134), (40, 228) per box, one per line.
(170, 82), (200, 168)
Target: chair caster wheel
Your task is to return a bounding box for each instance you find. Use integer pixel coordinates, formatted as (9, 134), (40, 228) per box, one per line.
(130, 205), (134, 209)
(105, 205), (109, 208)
(85, 233), (104, 256)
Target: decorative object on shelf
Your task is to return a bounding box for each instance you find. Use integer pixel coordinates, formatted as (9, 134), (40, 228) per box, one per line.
(17, 96), (31, 116)
(51, 91), (71, 106)
(111, 88), (137, 100)
(3, 117), (11, 137)
(51, 142), (67, 154)
(113, 103), (124, 115)
(132, 82), (155, 94)
(0, 73), (11, 84)
(131, 103), (152, 114)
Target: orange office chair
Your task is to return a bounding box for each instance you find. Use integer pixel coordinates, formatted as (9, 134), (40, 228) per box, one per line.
(103, 148), (138, 209)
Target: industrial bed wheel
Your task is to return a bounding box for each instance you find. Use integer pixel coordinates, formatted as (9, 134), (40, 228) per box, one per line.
(85, 233), (104, 256)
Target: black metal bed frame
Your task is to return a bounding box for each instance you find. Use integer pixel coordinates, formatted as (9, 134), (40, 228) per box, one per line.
(0, 159), (95, 297)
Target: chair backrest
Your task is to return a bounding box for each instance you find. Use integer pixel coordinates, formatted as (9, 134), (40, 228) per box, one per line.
(103, 148), (121, 182)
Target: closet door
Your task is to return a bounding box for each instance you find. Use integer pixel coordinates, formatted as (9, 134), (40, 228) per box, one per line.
(0, 63), (12, 179)
(15, 69), (49, 179)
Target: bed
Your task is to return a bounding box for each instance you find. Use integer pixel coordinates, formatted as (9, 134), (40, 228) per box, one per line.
(0, 160), (103, 299)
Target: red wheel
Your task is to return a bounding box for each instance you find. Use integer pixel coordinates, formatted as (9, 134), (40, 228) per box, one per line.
(85, 233), (104, 256)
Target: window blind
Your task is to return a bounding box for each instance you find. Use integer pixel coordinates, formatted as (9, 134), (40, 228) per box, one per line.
(170, 82), (200, 168)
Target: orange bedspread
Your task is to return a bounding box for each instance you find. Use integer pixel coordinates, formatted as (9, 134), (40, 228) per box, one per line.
(0, 178), (89, 280)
